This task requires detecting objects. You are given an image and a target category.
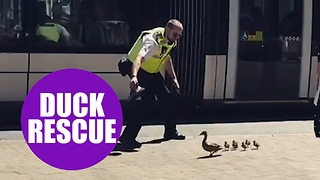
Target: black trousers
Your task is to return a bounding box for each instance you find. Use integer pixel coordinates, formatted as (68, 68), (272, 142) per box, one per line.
(120, 67), (177, 141)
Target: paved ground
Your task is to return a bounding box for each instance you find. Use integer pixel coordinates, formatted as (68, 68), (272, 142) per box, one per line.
(0, 120), (319, 180)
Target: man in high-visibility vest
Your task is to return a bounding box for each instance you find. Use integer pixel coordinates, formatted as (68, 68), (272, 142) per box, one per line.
(118, 19), (185, 149)
(36, 1), (72, 46)
(36, 22), (72, 46)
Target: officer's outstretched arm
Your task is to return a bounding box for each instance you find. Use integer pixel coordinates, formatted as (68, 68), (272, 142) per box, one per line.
(165, 56), (180, 93)
(129, 55), (144, 90)
(164, 56), (178, 81)
(131, 55), (145, 77)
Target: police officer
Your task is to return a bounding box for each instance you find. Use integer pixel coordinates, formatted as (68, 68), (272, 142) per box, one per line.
(118, 19), (185, 149)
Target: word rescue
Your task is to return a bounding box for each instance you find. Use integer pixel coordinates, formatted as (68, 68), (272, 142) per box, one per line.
(28, 93), (116, 144)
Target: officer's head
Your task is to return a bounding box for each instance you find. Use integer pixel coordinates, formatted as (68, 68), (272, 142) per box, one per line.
(165, 19), (183, 43)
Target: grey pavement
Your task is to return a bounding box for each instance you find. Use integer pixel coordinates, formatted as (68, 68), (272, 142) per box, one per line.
(0, 120), (319, 180)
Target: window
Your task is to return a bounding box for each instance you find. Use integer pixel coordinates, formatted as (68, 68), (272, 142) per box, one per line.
(312, 0), (320, 56)
(279, 0), (302, 37)
(239, 0), (264, 41)
(237, 0), (303, 62)
(33, 0), (170, 53)
(0, 0), (26, 51)
(205, 0), (229, 55)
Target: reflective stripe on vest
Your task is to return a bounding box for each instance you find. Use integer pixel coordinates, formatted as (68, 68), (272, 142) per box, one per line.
(36, 23), (60, 42)
(127, 27), (176, 74)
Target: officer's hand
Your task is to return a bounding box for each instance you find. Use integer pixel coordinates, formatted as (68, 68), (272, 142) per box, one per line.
(173, 79), (180, 94)
(130, 76), (139, 91)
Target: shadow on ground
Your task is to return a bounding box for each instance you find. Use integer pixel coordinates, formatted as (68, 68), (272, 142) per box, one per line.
(111, 143), (140, 153)
(109, 152), (122, 156)
(141, 138), (169, 144)
(197, 154), (222, 159)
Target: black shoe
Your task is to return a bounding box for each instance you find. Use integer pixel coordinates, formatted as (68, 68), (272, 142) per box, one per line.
(126, 86), (145, 102)
(164, 132), (186, 140)
(120, 139), (142, 149)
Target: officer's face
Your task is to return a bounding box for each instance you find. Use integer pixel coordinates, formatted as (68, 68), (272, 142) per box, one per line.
(167, 26), (183, 42)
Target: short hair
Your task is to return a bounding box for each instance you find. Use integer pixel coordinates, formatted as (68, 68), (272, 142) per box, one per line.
(166, 19), (183, 30)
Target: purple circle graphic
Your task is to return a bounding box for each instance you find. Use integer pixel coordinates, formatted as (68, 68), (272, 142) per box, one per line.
(21, 69), (123, 170)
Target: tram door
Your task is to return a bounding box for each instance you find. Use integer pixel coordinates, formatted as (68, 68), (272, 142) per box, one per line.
(232, 0), (307, 101)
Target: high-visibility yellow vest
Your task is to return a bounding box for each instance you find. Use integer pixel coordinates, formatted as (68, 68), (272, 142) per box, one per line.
(36, 23), (60, 42)
(127, 27), (177, 73)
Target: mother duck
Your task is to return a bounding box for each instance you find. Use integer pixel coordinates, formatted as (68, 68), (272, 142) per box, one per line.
(199, 131), (222, 156)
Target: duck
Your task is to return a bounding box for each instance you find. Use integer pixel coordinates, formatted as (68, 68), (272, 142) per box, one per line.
(245, 139), (251, 147)
(224, 141), (230, 151)
(241, 142), (248, 151)
(199, 131), (222, 156)
(232, 140), (238, 150)
(253, 141), (260, 149)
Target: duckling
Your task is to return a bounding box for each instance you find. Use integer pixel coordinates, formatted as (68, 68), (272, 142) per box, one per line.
(253, 140), (260, 149)
(232, 140), (238, 150)
(199, 131), (222, 156)
(241, 142), (248, 151)
(245, 139), (251, 147)
(224, 141), (230, 151)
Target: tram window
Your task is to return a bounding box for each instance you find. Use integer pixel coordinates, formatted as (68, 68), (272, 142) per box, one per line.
(279, 0), (302, 37)
(0, 0), (25, 50)
(238, 0), (302, 39)
(239, 0), (264, 43)
(278, 0), (303, 62)
(238, 0), (264, 62)
(205, 0), (229, 55)
(312, 0), (320, 56)
(33, 0), (170, 53)
(238, 0), (302, 62)
(33, 0), (131, 52)
(239, 0), (264, 37)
